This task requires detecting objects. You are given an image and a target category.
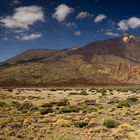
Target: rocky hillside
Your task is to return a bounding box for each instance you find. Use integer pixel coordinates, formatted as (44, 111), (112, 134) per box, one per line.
(0, 34), (140, 87)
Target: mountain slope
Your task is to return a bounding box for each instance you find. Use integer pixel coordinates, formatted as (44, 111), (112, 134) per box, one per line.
(68, 35), (140, 63)
(0, 34), (140, 87)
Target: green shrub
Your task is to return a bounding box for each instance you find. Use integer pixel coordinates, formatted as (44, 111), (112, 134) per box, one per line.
(110, 92), (114, 95)
(59, 105), (79, 113)
(68, 92), (79, 95)
(108, 98), (132, 108)
(126, 96), (139, 104)
(101, 93), (106, 96)
(39, 107), (53, 115)
(74, 121), (88, 128)
(50, 89), (57, 91)
(54, 99), (70, 106)
(107, 98), (120, 104)
(8, 88), (13, 92)
(0, 101), (6, 107)
(41, 102), (53, 108)
(34, 89), (41, 92)
(41, 99), (69, 108)
(115, 97), (138, 108)
(79, 104), (98, 113)
(97, 89), (107, 94)
(108, 89), (113, 92)
(28, 96), (41, 100)
(83, 100), (96, 105)
(17, 101), (38, 113)
(11, 101), (21, 107)
(117, 100), (130, 108)
(103, 119), (119, 128)
(80, 90), (89, 95)
(69, 91), (88, 96)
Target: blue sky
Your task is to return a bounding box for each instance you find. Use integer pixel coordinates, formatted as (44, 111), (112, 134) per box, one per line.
(0, 0), (140, 61)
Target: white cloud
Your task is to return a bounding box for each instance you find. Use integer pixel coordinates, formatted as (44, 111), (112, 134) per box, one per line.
(74, 31), (81, 36)
(1, 37), (8, 40)
(76, 11), (91, 20)
(15, 33), (43, 41)
(11, 0), (20, 5)
(118, 17), (140, 31)
(66, 22), (77, 28)
(52, 4), (74, 22)
(127, 17), (140, 29)
(94, 14), (107, 23)
(118, 20), (129, 31)
(105, 32), (119, 37)
(0, 6), (45, 30)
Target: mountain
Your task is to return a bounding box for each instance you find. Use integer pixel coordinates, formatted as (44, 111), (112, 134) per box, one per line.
(1, 34), (140, 87)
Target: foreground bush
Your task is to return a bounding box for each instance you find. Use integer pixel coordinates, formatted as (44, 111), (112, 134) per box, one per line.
(59, 105), (79, 113)
(41, 99), (69, 108)
(79, 90), (89, 95)
(39, 107), (53, 115)
(103, 119), (119, 128)
(55, 119), (72, 127)
(83, 100), (96, 105)
(7, 88), (13, 92)
(108, 96), (139, 108)
(117, 100), (130, 108)
(53, 99), (70, 106)
(0, 101), (6, 107)
(79, 104), (98, 113)
(126, 96), (139, 104)
(69, 90), (89, 95)
(17, 101), (38, 113)
(74, 121), (88, 128)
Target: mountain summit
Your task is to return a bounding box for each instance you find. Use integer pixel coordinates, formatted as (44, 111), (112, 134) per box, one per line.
(121, 34), (135, 43)
(1, 35), (140, 87)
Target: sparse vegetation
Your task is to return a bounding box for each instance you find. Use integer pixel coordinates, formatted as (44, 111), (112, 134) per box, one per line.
(79, 104), (98, 113)
(0, 88), (139, 140)
(59, 105), (79, 113)
(103, 119), (119, 128)
(80, 90), (89, 95)
(39, 107), (53, 114)
(126, 96), (139, 104)
(55, 119), (72, 127)
(74, 121), (88, 128)
(0, 101), (6, 107)
(83, 99), (96, 105)
(68, 90), (89, 95)
(117, 100), (130, 108)
(17, 101), (38, 113)
(107, 96), (139, 108)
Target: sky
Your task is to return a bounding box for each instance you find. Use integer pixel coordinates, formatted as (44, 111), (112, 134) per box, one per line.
(0, 0), (140, 62)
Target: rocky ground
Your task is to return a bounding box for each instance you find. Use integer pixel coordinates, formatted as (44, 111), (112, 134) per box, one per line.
(0, 88), (140, 140)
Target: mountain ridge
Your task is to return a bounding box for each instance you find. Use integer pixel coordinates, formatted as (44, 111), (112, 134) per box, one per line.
(1, 34), (140, 87)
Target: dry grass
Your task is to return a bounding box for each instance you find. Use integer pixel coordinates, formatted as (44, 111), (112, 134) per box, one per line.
(0, 87), (139, 140)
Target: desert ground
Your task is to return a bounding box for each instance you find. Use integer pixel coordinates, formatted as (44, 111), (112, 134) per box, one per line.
(0, 87), (140, 140)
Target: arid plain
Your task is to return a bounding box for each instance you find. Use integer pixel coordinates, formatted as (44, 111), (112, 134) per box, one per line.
(0, 88), (140, 140)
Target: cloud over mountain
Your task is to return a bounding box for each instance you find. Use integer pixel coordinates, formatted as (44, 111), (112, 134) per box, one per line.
(11, 0), (21, 5)
(118, 17), (140, 31)
(74, 31), (81, 36)
(0, 6), (45, 30)
(52, 4), (74, 22)
(76, 11), (91, 20)
(15, 33), (43, 41)
(94, 14), (107, 23)
(105, 32), (119, 37)
(66, 22), (77, 28)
